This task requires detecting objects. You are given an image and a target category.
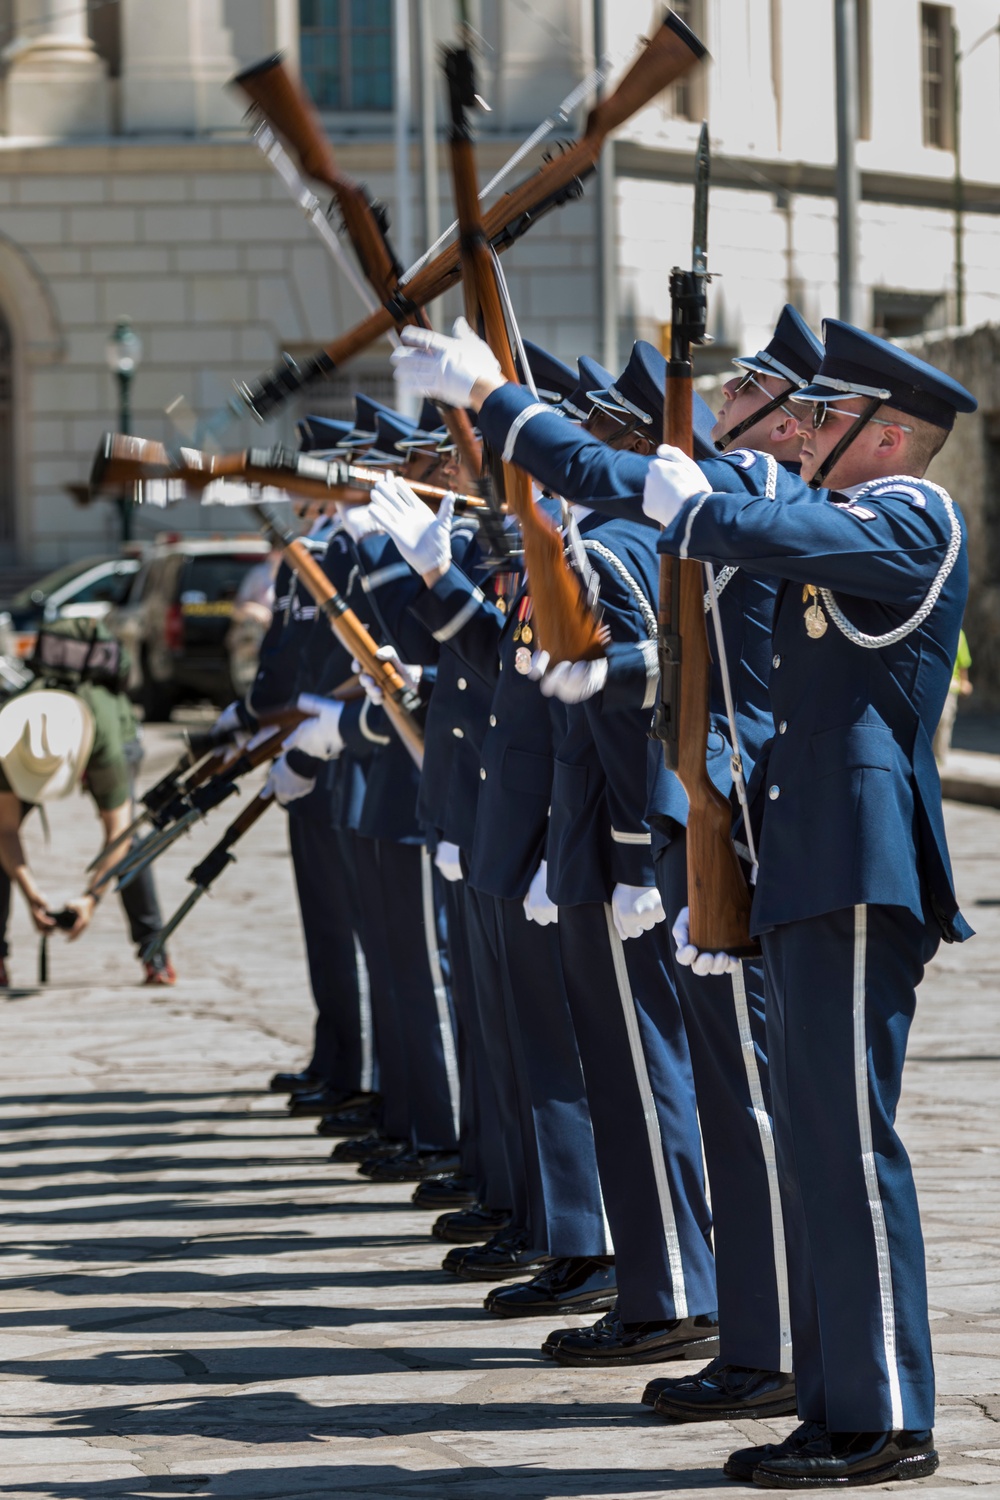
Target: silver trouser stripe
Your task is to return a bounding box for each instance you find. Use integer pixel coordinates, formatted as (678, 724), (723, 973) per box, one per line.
(501, 402), (551, 463)
(355, 932), (374, 1093)
(611, 827), (651, 845)
(731, 963), (792, 1371)
(853, 904), (905, 1428)
(604, 905), (688, 1316)
(421, 848), (461, 1138)
(432, 587), (485, 643)
(359, 699), (391, 745)
(362, 561), (413, 592)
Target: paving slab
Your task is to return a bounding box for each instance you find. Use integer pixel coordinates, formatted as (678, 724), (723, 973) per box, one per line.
(0, 724), (998, 1497)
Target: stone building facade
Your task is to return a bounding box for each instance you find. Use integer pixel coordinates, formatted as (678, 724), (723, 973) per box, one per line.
(0, 0), (996, 570)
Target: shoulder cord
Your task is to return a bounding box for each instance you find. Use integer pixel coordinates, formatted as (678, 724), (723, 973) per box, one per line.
(700, 451), (776, 881)
(581, 540), (658, 641)
(817, 475), (961, 649)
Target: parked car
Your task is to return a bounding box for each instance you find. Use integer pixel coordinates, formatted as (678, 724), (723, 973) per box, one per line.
(109, 536), (272, 721)
(1, 555), (142, 661)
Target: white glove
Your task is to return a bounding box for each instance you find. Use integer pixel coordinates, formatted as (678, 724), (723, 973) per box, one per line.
(351, 645), (422, 707)
(391, 316), (503, 408)
(611, 883), (666, 941)
(282, 694), (345, 761)
(523, 860), (558, 925)
(263, 753), (316, 806)
(672, 905), (740, 976)
(434, 841), (464, 883)
(368, 472), (455, 577)
(539, 657), (609, 704)
(642, 444), (711, 527)
(211, 701), (243, 737)
(336, 502), (384, 543)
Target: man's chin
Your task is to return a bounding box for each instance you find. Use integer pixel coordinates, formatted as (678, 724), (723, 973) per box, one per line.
(798, 454), (819, 484)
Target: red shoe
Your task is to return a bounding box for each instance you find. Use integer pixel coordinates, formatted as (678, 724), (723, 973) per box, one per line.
(143, 958), (176, 986)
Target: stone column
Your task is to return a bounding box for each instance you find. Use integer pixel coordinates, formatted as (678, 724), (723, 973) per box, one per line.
(3, 0), (111, 137)
(120, 0), (241, 134)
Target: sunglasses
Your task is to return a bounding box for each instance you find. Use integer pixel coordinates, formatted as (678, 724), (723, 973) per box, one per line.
(733, 370), (797, 419)
(791, 398), (914, 433)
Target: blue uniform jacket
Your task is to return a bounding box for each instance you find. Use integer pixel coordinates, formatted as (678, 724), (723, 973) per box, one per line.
(658, 475), (971, 941)
(545, 512), (661, 904)
(408, 508), (563, 901)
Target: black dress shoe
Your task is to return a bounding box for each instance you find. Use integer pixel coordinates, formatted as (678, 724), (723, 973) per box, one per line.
(485, 1257), (617, 1319)
(725, 1421), (828, 1483)
(432, 1206), (512, 1244)
(752, 1427), (939, 1489)
(447, 1229), (550, 1282)
(542, 1307), (720, 1367)
(649, 1357), (796, 1421)
(269, 1067), (323, 1094)
(288, 1087), (367, 1118)
(360, 1148), (462, 1183)
(316, 1098), (381, 1137)
(411, 1173), (478, 1210)
(330, 1133), (406, 1164)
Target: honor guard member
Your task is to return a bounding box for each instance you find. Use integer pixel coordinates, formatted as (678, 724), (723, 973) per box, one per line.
(232, 443), (378, 1124)
(290, 448), (463, 1186)
(371, 444), (610, 1294)
(391, 312), (817, 1405)
(0, 619), (174, 984)
(647, 321), (975, 1488)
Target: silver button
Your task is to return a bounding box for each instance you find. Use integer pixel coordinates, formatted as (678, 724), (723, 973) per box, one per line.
(457, 677), (467, 690)
(489, 714), (497, 727)
(452, 727), (464, 738)
(480, 767), (487, 781)
(778, 720), (787, 734)
(772, 653), (781, 669)
(498, 660), (503, 671)
(768, 784), (780, 800)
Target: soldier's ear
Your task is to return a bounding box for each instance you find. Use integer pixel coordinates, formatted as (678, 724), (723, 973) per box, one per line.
(631, 434), (655, 456)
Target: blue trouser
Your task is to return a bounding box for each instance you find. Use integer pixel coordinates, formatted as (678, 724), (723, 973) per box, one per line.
(495, 898), (608, 1259)
(444, 879), (512, 1208)
(289, 813), (373, 1094)
(352, 836), (459, 1151)
(761, 904), (938, 1431)
(656, 837), (790, 1371)
(557, 903), (716, 1323)
(465, 886), (537, 1232)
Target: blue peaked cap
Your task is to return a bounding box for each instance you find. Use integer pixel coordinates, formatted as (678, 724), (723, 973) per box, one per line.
(734, 304), (824, 387)
(368, 407), (419, 462)
(563, 355), (614, 421)
(797, 319), (977, 430)
(522, 340), (578, 404)
(588, 340), (716, 458)
(297, 415), (355, 453)
(337, 393), (396, 448)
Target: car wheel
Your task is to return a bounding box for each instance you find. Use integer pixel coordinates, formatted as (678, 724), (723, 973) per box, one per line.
(139, 657), (175, 723)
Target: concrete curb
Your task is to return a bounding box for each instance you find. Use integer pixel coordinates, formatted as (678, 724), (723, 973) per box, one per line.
(942, 777), (1000, 809)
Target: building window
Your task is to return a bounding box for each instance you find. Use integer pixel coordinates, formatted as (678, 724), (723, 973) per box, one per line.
(299, 0), (393, 112)
(872, 288), (946, 339)
(921, 4), (955, 149)
(668, 0), (704, 121)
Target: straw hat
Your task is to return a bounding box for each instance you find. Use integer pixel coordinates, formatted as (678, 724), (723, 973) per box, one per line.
(0, 690), (95, 804)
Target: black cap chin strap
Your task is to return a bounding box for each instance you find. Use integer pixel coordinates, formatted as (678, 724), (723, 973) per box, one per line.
(808, 396), (884, 491)
(713, 384), (796, 453)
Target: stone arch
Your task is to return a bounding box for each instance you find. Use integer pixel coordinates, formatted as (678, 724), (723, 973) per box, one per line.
(0, 234), (66, 562)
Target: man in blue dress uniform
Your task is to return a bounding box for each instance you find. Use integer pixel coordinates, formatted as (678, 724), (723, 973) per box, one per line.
(644, 320), (975, 1487)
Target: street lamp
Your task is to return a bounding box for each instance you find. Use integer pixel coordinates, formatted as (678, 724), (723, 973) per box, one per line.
(104, 319), (143, 544)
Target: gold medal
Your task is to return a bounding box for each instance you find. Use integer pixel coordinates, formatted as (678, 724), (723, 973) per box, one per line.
(512, 623), (521, 642)
(520, 624), (533, 645)
(514, 646), (533, 675)
(803, 585), (827, 639)
(496, 597), (507, 613)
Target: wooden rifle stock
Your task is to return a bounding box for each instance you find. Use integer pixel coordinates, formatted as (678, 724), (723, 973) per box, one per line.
(446, 50), (607, 664)
(252, 510), (424, 769)
(232, 53), (482, 478)
(90, 433), (486, 513)
(234, 13), (706, 421)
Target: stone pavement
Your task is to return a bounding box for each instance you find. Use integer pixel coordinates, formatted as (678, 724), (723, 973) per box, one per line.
(0, 723), (999, 1499)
